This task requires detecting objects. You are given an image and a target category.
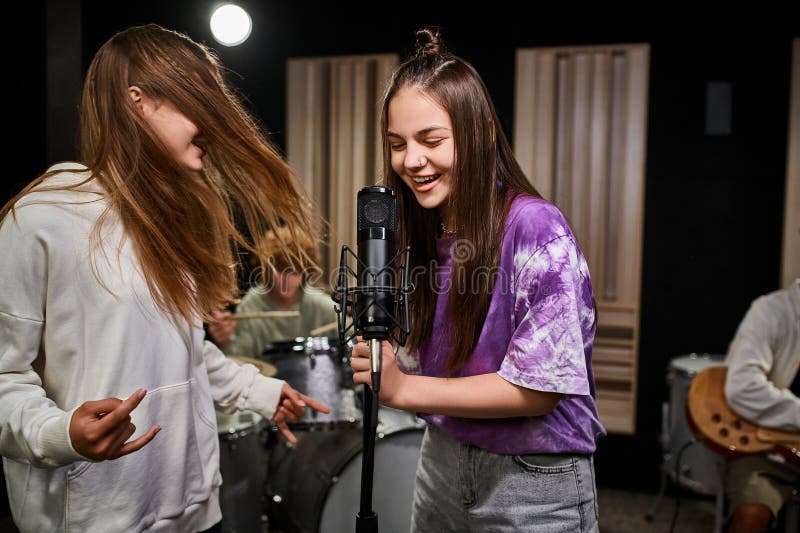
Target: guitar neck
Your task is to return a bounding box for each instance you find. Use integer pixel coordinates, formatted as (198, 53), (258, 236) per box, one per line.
(756, 427), (800, 445)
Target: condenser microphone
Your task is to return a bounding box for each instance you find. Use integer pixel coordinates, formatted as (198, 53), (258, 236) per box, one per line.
(331, 186), (410, 531)
(355, 186), (397, 392)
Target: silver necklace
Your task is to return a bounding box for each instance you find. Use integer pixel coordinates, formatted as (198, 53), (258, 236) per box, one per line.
(440, 222), (457, 236)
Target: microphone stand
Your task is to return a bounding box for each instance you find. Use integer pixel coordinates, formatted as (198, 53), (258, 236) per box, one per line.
(335, 245), (412, 533)
(356, 348), (380, 532)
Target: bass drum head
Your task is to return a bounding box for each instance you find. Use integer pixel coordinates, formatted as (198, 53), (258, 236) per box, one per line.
(668, 352), (724, 379)
(665, 353), (726, 495)
(320, 415), (423, 531)
(267, 407), (424, 533)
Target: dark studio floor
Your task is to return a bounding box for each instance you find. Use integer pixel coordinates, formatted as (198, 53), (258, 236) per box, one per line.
(259, 487), (718, 533)
(597, 488), (716, 533)
(267, 487), (719, 533)
(0, 486), (719, 533)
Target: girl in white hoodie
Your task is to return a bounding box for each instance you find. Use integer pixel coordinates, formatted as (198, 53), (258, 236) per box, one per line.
(0, 24), (328, 532)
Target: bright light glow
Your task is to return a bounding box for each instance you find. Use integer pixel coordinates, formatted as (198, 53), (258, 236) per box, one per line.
(210, 4), (252, 47)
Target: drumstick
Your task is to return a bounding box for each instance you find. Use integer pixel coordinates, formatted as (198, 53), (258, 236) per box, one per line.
(309, 320), (338, 336)
(234, 311), (301, 319)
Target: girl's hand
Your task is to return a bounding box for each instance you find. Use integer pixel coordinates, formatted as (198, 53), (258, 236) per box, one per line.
(69, 389), (161, 461)
(271, 382), (330, 443)
(350, 339), (408, 409)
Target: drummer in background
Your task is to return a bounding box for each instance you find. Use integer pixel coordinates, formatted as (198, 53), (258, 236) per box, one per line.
(208, 226), (338, 359)
(723, 278), (800, 533)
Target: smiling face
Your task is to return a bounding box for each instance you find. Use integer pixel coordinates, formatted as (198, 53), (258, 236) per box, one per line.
(387, 87), (456, 224)
(129, 86), (207, 172)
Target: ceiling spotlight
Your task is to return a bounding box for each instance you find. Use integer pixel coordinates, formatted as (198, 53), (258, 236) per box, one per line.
(210, 4), (252, 47)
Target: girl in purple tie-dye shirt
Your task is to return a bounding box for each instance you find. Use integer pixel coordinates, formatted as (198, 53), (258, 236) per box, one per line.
(351, 27), (606, 532)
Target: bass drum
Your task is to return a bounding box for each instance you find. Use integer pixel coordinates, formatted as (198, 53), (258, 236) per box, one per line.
(665, 352), (727, 496)
(266, 407), (425, 533)
(217, 409), (268, 533)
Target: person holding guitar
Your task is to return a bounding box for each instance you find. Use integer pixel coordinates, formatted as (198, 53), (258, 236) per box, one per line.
(723, 278), (800, 533)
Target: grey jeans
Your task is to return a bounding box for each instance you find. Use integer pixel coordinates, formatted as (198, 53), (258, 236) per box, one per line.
(410, 424), (599, 533)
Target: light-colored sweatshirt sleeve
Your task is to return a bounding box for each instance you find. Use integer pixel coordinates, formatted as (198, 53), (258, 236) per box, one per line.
(202, 339), (284, 419)
(724, 295), (800, 431)
(0, 208), (84, 467)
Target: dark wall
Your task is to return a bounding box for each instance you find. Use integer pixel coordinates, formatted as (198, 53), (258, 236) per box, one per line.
(8, 3), (46, 204)
(3, 1), (797, 508)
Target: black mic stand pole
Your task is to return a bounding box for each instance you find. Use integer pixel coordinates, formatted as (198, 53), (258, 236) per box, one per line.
(356, 343), (380, 533)
(336, 246), (380, 533)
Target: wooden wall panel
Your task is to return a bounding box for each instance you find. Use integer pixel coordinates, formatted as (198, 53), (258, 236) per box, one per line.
(287, 54), (398, 279)
(515, 44), (650, 433)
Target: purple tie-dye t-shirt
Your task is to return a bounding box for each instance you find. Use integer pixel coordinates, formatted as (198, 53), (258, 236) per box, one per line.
(408, 195), (606, 454)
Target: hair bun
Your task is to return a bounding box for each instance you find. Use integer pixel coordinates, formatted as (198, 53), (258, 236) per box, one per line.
(415, 27), (442, 57)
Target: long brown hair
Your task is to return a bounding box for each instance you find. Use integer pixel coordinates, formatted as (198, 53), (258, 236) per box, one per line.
(1, 24), (320, 324)
(381, 27), (541, 373)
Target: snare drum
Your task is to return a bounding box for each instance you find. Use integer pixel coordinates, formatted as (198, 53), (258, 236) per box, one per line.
(665, 353), (727, 495)
(217, 410), (268, 532)
(261, 337), (360, 429)
(266, 407), (425, 533)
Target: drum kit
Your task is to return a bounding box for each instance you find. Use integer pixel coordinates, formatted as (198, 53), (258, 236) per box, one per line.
(647, 353), (728, 525)
(663, 352), (727, 496)
(216, 337), (425, 533)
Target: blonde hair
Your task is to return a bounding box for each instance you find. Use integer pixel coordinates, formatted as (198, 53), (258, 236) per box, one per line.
(255, 226), (319, 272)
(2, 24), (321, 323)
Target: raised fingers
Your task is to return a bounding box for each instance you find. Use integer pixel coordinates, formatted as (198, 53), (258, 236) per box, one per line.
(96, 389), (146, 434)
(81, 397), (123, 419)
(117, 425), (161, 457)
(296, 392), (330, 414)
(280, 383), (331, 415)
(280, 399), (302, 422)
(105, 421), (138, 457)
(70, 389), (160, 460)
(274, 418), (298, 444)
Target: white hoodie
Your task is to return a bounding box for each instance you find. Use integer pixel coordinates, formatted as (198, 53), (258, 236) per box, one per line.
(0, 162), (284, 532)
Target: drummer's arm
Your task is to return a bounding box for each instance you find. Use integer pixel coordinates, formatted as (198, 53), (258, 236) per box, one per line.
(224, 292), (262, 358)
(207, 310), (236, 351)
(226, 316), (263, 359)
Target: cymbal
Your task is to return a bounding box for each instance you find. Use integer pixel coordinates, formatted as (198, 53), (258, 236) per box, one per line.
(228, 355), (278, 377)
